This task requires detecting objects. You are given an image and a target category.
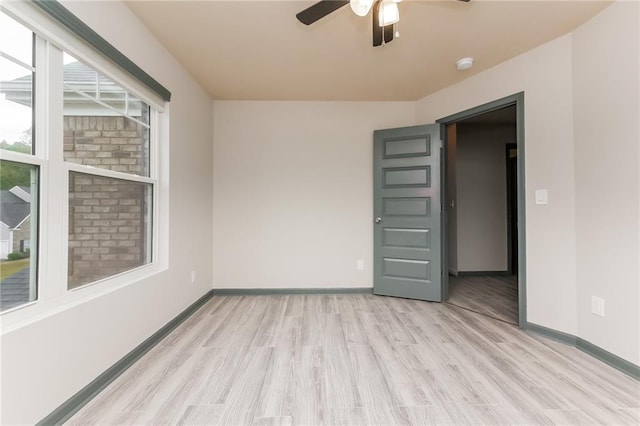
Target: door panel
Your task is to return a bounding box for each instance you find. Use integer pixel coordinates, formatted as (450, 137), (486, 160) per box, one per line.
(383, 167), (430, 186)
(383, 198), (430, 216)
(384, 138), (430, 156)
(374, 125), (442, 301)
(383, 228), (430, 249)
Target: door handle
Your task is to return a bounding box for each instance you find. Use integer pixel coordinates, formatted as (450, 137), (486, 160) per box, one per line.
(375, 217), (382, 224)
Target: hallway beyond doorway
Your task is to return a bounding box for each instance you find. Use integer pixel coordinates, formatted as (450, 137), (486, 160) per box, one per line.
(447, 274), (518, 324)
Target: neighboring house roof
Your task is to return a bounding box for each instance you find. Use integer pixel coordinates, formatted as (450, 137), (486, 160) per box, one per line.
(4, 60), (112, 84)
(62, 60), (114, 86)
(0, 187), (30, 228)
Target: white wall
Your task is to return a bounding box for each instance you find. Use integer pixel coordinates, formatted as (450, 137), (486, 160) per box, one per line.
(456, 124), (515, 272)
(0, 2), (214, 424)
(572, 1), (640, 365)
(213, 101), (415, 289)
(416, 33), (578, 335)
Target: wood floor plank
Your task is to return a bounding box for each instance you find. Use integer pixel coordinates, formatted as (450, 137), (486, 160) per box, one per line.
(615, 408), (640, 425)
(145, 347), (218, 424)
(121, 350), (193, 413)
(363, 404), (410, 425)
(254, 346), (296, 418)
(191, 346), (251, 405)
(292, 345), (326, 425)
(283, 294), (304, 317)
(334, 295), (368, 345)
(69, 409), (146, 426)
(323, 313), (362, 409)
(347, 343), (396, 408)
(300, 296), (327, 347)
(203, 296), (269, 350)
(251, 416), (293, 426)
(254, 310), (300, 418)
(65, 294), (639, 426)
(217, 346), (274, 425)
(250, 296), (289, 348)
(367, 341), (430, 407)
(176, 405), (224, 425)
(327, 407), (370, 426)
(254, 308), (303, 418)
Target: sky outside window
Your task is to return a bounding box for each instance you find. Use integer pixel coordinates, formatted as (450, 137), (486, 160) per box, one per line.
(0, 11), (33, 145)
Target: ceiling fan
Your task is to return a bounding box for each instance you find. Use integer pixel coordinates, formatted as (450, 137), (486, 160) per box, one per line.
(296, 0), (471, 47)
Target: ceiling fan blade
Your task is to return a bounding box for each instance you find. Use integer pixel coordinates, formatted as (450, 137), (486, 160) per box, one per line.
(296, 1), (349, 25)
(383, 23), (393, 43)
(372, 0), (382, 46)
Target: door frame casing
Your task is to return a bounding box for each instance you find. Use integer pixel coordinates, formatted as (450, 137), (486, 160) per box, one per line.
(436, 92), (527, 328)
(505, 142), (518, 275)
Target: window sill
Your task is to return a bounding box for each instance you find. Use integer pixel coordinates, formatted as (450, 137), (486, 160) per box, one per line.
(0, 261), (168, 335)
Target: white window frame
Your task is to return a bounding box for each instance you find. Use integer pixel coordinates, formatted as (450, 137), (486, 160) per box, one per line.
(0, 2), (168, 330)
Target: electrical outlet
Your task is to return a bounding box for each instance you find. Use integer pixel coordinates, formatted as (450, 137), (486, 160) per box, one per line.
(191, 270), (197, 284)
(356, 259), (364, 271)
(591, 296), (605, 317)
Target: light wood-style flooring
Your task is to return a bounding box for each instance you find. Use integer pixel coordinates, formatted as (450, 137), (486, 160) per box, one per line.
(68, 294), (639, 425)
(448, 275), (518, 324)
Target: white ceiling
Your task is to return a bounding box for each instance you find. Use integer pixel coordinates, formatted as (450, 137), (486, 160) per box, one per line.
(125, 0), (611, 101)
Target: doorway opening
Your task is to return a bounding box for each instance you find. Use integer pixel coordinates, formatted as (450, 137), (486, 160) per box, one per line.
(437, 94), (525, 327)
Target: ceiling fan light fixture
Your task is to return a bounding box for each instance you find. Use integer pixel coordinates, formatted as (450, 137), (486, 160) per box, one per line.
(350, 0), (374, 17)
(378, 1), (400, 27)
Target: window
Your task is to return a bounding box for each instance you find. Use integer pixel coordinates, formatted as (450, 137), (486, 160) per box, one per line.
(0, 6), (165, 313)
(62, 55), (154, 289)
(0, 12), (38, 312)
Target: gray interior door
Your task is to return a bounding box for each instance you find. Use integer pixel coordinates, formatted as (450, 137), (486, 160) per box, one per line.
(373, 124), (442, 301)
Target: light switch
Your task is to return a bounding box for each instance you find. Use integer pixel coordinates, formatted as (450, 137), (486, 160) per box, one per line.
(535, 189), (548, 205)
(591, 296), (605, 317)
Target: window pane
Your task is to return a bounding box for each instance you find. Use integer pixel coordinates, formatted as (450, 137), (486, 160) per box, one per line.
(64, 108), (150, 176)
(0, 55), (33, 154)
(0, 11), (33, 66)
(0, 161), (38, 311)
(68, 172), (152, 289)
(63, 55), (150, 177)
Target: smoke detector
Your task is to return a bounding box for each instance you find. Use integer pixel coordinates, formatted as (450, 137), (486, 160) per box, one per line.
(456, 57), (474, 71)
